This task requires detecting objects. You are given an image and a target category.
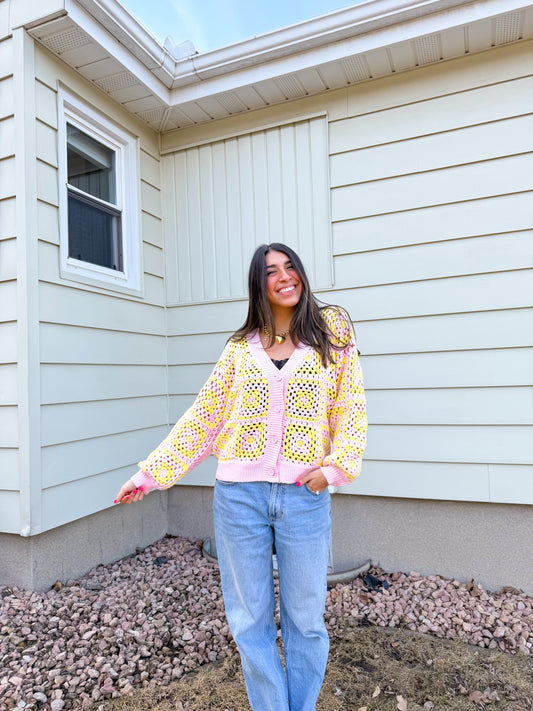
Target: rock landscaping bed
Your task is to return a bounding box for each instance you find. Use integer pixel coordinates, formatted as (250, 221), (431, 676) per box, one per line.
(103, 625), (533, 711)
(1, 535), (532, 710)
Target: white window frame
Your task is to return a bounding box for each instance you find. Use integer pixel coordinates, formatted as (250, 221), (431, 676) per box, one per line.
(57, 86), (142, 294)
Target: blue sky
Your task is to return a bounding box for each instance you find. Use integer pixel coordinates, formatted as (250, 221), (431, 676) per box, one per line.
(119, 0), (361, 53)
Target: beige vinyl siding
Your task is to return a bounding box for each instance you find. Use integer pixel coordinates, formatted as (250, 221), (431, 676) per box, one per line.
(0, 321), (17, 362)
(332, 193), (532, 253)
(41, 428), (166, 489)
(327, 46), (533, 503)
(0, 364), (16, 405)
(166, 299), (241, 484)
(0, 10), (11, 45)
(31, 47), (167, 533)
(326, 271), (531, 320)
(0, 193), (15, 239)
(333, 232), (532, 287)
(4, 33), (531, 536)
(40, 465), (136, 531)
(0, 78), (13, 120)
(165, 300), (247, 487)
(331, 114), (533, 184)
(0, 121), (14, 163)
(165, 296), (247, 485)
(0, 227), (16, 282)
(39, 323), (167, 364)
(0, 33), (18, 531)
(332, 80), (533, 156)
(41, 397), (167, 446)
(359, 308), (533, 353)
(164, 40), (533, 502)
(331, 154), (532, 220)
(167, 329), (230, 485)
(163, 116), (332, 305)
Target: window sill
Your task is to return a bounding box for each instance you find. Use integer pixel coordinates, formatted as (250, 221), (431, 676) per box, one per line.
(59, 265), (144, 297)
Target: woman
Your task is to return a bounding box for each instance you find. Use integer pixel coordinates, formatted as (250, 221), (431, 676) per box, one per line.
(115, 243), (367, 711)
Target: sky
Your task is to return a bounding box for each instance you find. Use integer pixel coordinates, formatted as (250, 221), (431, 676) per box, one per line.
(119, 0), (363, 54)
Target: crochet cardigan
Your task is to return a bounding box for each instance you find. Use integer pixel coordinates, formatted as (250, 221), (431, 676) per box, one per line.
(132, 307), (367, 492)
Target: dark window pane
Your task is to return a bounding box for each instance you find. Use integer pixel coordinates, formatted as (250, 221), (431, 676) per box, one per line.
(67, 124), (116, 203)
(68, 192), (122, 271)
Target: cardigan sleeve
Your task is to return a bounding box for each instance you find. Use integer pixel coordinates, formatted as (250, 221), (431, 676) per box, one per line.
(133, 340), (237, 491)
(321, 308), (367, 487)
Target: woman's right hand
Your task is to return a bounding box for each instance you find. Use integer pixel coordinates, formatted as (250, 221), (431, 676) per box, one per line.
(114, 476), (145, 505)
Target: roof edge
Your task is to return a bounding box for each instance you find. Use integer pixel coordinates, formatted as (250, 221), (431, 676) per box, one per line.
(72, 0), (533, 89)
(190, 0), (467, 71)
(73, 0), (178, 81)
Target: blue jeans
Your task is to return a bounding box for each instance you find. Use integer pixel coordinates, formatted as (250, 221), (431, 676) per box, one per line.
(213, 480), (331, 711)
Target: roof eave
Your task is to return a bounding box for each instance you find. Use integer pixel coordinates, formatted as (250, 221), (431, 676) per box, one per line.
(167, 0), (532, 101)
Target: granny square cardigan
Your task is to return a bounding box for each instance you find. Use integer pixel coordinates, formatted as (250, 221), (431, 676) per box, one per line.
(132, 307), (367, 493)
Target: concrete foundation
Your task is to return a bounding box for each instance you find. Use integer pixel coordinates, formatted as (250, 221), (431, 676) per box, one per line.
(0, 492), (167, 591)
(1, 488), (531, 595)
(167, 485), (215, 540)
(169, 487), (533, 596)
(330, 495), (533, 595)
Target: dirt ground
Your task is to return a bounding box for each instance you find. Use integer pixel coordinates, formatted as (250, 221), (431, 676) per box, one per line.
(102, 624), (533, 710)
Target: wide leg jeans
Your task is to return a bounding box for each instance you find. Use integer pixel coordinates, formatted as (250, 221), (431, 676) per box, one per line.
(213, 480), (331, 711)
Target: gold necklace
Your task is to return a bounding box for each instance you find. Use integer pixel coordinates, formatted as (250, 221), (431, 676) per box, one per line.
(263, 325), (289, 345)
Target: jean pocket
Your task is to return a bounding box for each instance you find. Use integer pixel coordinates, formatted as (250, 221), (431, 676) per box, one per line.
(304, 483), (323, 497)
(216, 479), (238, 486)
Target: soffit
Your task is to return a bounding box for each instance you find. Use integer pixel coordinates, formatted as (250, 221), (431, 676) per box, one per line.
(26, 1), (533, 134)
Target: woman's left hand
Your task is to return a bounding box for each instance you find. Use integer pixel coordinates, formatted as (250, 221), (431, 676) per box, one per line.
(297, 468), (329, 494)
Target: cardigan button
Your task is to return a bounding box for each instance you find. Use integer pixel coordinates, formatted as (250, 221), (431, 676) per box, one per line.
(275, 374), (283, 381)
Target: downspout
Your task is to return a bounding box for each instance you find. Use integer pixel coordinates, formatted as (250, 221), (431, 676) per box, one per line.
(14, 28), (42, 538)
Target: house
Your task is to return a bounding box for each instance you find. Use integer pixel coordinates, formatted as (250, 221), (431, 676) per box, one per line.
(1, 0), (532, 593)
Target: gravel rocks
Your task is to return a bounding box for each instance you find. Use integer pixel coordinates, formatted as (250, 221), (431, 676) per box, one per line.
(326, 570), (533, 657)
(1, 535), (532, 710)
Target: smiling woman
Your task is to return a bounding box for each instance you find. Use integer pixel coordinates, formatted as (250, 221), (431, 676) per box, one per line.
(114, 242), (367, 710)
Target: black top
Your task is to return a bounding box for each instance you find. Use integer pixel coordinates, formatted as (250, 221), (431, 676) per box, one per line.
(271, 358), (289, 370)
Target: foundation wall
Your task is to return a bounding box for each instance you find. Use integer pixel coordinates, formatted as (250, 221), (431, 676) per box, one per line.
(168, 487), (533, 595)
(2, 488), (531, 595)
(0, 492), (167, 591)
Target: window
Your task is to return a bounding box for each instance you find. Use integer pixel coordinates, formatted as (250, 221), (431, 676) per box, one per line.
(66, 124), (122, 271)
(58, 87), (141, 292)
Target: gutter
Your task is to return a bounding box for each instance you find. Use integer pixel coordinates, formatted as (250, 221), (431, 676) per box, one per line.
(74, 0), (177, 83)
(17, 0), (533, 109)
(187, 0), (471, 78)
(179, 0), (532, 85)
(75, 0), (530, 92)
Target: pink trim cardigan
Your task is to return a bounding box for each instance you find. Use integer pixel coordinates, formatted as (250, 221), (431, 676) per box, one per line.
(132, 307), (367, 493)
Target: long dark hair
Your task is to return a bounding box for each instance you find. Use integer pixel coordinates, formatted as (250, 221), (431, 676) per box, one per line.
(231, 243), (351, 366)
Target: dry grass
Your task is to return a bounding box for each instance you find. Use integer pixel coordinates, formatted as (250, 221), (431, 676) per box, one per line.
(102, 624), (533, 710)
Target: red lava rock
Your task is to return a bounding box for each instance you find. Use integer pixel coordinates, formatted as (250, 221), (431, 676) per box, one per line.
(1, 537), (532, 709)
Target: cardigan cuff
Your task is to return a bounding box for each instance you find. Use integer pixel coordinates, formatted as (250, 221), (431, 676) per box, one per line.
(321, 465), (351, 487)
(131, 469), (158, 494)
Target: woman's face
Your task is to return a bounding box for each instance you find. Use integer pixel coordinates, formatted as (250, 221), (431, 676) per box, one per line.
(265, 250), (302, 311)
